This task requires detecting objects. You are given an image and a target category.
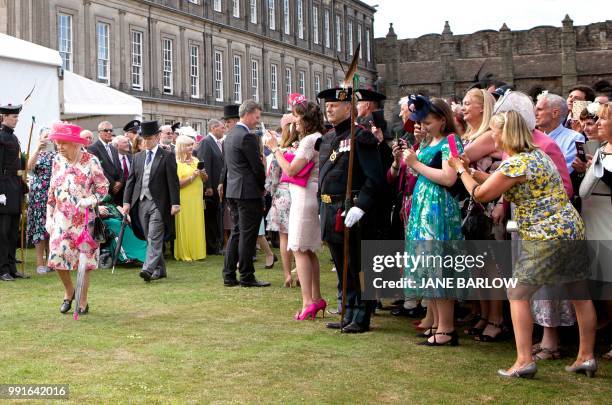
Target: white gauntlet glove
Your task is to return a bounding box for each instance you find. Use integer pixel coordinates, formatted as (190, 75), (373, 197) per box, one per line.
(343, 207), (365, 228)
(0, 194), (6, 206)
(76, 196), (96, 209)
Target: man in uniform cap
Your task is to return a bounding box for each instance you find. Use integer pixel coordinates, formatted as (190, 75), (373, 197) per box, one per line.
(123, 119), (141, 151)
(0, 104), (28, 281)
(122, 121), (180, 282)
(316, 87), (384, 333)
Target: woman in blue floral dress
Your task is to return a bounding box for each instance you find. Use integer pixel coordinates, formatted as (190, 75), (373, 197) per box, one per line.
(26, 128), (56, 274)
(403, 97), (464, 346)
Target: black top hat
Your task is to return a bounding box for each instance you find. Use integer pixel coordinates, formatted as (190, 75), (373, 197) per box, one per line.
(140, 121), (161, 138)
(317, 88), (353, 102)
(171, 122), (181, 133)
(356, 89), (386, 103)
(123, 119), (141, 133)
(222, 105), (240, 120)
(0, 104), (22, 115)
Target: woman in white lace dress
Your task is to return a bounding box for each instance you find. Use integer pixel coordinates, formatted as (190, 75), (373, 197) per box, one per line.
(264, 97), (325, 320)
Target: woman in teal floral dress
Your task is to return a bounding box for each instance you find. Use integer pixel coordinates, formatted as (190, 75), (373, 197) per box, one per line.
(449, 110), (596, 379)
(403, 96), (464, 346)
(26, 128), (56, 274)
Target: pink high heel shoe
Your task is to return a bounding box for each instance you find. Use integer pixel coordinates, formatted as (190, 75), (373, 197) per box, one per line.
(294, 303), (317, 321)
(314, 299), (327, 318)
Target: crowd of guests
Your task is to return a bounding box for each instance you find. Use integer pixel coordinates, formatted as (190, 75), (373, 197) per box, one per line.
(1, 76), (611, 379)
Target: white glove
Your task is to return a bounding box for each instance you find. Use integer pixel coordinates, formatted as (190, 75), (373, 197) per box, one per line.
(76, 196), (96, 209)
(0, 194), (6, 206)
(343, 207), (365, 228)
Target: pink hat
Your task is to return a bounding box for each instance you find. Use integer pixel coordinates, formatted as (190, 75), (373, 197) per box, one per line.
(49, 122), (88, 145)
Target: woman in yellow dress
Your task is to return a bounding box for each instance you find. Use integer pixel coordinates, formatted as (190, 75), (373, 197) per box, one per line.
(174, 135), (208, 261)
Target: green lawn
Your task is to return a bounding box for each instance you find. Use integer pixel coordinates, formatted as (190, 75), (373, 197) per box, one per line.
(1, 248), (610, 404)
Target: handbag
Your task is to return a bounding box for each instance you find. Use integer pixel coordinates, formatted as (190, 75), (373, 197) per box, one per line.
(280, 152), (315, 187)
(92, 206), (109, 243)
(461, 188), (493, 240)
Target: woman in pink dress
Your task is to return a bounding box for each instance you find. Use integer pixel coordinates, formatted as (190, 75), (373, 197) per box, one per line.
(46, 123), (109, 315)
(264, 96), (325, 320)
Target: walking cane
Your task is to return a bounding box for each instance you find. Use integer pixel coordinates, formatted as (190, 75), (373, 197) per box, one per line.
(340, 45), (361, 332)
(111, 213), (129, 274)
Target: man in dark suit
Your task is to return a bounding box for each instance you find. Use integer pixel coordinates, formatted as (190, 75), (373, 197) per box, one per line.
(88, 121), (124, 205)
(122, 121), (180, 282)
(218, 100), (270, 287)
(113, 135), (133, 184)
(196, 118), (224, 255)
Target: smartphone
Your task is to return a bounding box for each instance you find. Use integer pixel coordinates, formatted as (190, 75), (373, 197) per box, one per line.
(372, 110), (386, 130)
(447, 134), (459, 158)
(197, 161), (206, 171)
(575, 141), (587, 162)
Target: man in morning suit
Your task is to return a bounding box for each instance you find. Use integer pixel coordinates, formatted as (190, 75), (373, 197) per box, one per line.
(218, 100), (270, 287)
(196, 118), (225, 255)
(317, 87), (384, 333)
(88, 121), (124, 205)
(122, 121), (180, 282)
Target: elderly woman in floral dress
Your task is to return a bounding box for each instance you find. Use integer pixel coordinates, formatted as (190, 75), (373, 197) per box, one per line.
(46, 122), (109, 315)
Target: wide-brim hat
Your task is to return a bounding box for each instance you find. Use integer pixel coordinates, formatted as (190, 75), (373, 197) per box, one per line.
(317, 87), (353, 102)
(123, 119), (141, 133)
(49, 122), (88, 145)
(0, 104), (22, 115)
(222, 105), (240, 120)
(141, 120), (161, 138)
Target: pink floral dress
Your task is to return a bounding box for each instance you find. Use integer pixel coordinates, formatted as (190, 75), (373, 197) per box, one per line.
(46, 152), (109, 271)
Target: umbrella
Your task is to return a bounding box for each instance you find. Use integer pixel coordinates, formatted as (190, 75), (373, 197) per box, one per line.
(73, 208), (97, 321)
(111, 213), (129, 274)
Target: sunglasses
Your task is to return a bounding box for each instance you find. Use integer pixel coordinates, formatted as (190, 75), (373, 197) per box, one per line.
(99, 129), (114, 133)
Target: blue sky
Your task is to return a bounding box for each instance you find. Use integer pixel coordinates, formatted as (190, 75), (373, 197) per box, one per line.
(363, 0), (607, 38)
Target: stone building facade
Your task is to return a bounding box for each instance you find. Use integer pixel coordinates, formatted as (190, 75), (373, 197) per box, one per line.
(376, 17), (612, 124)
(1, 0), (377, 131)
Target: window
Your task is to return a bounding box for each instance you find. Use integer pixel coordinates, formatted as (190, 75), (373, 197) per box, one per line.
(251, 60), (259, 102)
(190, 45), (200, 98)
(283, 0), (290, 35)
(233, 0), (240, 18)
(271, 64), (278, 109)
(285, 67), (292, 110)
(297, 0), (304, 39)
(326, 76), (332, 90)
(233, 55), (242, 104)
(312, 6), (319, 44)
(314, 74), (321, 95)
(213, 0), (222, 12)
(335, 15), (342, 52)
(214, 51), (224, 101)
(58, 14), (72, 71)
(97, 22), (110, 85)
(250, 0), (257, 24)
(131, 31), (143, 91)
(298, 71), (305, 95)
(268, 0), (276, 30)
(324, 10), (330, 48)
(188, 0), (200, 4)
(357, 24), (362, 59)
(162, 38), (173, 94)
(347, 21), (353, 56)
(366, 28), (371, 62)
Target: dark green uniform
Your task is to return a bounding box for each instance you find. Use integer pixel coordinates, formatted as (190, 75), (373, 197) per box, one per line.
(318, 118), (384, 329)
(0, 123), (24, 280)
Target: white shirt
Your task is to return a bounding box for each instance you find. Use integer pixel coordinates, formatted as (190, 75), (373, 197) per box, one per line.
(119, 153), (130, 173)
(145, 145), (158, 166)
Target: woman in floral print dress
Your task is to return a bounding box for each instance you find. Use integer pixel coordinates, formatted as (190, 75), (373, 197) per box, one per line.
(46, 123), (109, 315)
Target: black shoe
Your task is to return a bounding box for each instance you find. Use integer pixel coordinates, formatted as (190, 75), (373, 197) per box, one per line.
(12, 271), (30, 279)
(239, 279), (271, 287)
(224, 279), (240, 287)
(77, 304), (89, 315)
(60, 292), (75, 314)
(341, 322), (369, 334)
(150, 273), (166, 281)
(419, 330), (459, 346)
(1, 273), (15, 281)
(139, 270), (152, 282)
(326, 321), (348, 330)
(391, 305), (424, 318)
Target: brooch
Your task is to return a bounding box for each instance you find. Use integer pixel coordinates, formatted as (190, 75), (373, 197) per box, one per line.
(330, 150), (337, 162)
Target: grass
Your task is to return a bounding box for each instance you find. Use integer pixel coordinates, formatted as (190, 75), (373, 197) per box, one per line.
(1, 248), (610, 404)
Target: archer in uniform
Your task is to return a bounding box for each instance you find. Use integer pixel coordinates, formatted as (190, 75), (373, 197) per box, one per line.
(317, 87), (384, 333)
